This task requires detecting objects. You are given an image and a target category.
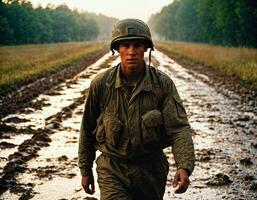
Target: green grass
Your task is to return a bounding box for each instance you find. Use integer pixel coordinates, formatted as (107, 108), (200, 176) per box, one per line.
(156, 41), (257, 88)
(0, 41), (108, 93)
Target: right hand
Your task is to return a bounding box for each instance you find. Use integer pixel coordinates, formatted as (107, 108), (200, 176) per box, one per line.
(82, 175), (95, 194)
(172, 169), (190, 194)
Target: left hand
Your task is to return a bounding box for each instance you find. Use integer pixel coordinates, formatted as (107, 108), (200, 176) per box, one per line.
(81, 175), (95, 194)
(172, 168), (190, 194)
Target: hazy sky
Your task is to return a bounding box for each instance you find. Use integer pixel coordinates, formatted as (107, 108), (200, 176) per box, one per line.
(30, 0), (172, 22)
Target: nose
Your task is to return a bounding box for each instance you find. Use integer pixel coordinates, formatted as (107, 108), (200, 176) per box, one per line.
(127, 44), (136, 55)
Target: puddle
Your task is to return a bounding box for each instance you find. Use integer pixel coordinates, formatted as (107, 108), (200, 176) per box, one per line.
(1, 50), (256, 199)
(154, 50), (257, 199)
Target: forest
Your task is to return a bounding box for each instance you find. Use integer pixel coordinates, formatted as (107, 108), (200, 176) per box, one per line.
(0, 0), (117, 45)
(148, 0), (257, 47)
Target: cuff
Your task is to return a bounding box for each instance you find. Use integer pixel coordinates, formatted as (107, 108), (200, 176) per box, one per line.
(80, 168), (93, 176)
(178, 168), (191, 176)
(178, 163), (194, 176)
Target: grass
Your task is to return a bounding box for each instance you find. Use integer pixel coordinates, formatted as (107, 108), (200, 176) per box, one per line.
(2, 40), (256, 94)
(0, 41), (108, 93)
(156, 41), (257, 88)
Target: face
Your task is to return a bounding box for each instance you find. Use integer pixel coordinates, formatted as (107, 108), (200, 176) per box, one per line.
(118, 40), (146, 75)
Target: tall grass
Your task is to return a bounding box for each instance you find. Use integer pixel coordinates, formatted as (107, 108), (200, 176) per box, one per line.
(0, 41), (108, 91)
(156, 41), (257, 87)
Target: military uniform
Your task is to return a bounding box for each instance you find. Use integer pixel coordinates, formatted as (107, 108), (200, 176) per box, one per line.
(78, 64), (195, 200)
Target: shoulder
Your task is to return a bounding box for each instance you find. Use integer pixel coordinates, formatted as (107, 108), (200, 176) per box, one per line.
(148, 66), (175, 89)
(91, 65), (118, 87)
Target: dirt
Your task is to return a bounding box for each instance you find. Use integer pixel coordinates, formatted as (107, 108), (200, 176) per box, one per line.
(0, 48), (109, 118)
(156, 45), (257, 114)
(0, 50), (256, 200)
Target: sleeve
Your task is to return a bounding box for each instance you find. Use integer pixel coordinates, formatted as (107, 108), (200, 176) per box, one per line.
(78, 80), (101, 176)
(162, 79), (195, 175)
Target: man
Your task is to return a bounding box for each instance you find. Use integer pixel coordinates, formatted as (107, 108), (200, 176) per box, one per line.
(79, 18), (195, 200)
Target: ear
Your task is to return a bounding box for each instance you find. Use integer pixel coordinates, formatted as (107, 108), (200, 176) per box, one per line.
(115, 43), (120, 53)
(143, 41), (148, 52)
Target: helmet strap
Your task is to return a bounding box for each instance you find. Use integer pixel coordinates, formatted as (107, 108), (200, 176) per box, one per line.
(148, 49), (152, 67)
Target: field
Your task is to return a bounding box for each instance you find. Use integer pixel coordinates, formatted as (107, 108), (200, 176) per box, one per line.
(1, 41), (256, 93)
(0, 41), (108, 94)
(1, 48), (256, 199)
(156, 41), (257, 88)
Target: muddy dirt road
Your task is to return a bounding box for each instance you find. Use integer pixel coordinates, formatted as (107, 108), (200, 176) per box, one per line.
(0, 50), (256, 200)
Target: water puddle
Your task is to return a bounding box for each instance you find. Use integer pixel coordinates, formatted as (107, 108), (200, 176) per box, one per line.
(153, 50), (257, 199)
(1, 50), (256, 199)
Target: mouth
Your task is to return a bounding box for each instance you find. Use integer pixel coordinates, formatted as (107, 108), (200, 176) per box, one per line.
(126, 58), (137, 63)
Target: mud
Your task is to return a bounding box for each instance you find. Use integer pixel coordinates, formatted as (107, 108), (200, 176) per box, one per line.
(0, 142), (16, 149)
(156, 45), (257, 114)
(206, 173), (233, 186)
(0, 50), (256, 199)
(0, 48), (109, 118)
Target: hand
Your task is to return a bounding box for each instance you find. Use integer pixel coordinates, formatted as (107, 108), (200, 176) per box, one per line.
(172, 168), (190, 194)
(82, 175), (95, 194)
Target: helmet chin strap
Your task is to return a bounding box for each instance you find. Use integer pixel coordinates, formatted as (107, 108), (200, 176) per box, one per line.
(148, 48), (152, 68)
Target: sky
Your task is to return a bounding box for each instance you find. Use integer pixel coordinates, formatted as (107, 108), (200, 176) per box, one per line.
(30, 0), (172, 22)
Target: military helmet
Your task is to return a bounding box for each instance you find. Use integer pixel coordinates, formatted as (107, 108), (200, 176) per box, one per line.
(110, 18), (154, 53)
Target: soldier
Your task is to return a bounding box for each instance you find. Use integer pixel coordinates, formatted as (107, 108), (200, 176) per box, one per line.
(78, 18), (195, 200)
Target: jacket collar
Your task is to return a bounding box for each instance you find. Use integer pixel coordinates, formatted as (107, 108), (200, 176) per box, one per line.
(111, 62), (152, 92)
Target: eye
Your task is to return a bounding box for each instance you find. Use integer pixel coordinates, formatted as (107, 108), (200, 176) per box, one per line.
(134, 42), (144, 48)
(120, 42), (130, 48)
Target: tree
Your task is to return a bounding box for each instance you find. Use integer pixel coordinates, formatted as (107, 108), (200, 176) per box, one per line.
(0, 15), (14, 44)
(148, 0), (257, 47)
(0, 0), (115, 45)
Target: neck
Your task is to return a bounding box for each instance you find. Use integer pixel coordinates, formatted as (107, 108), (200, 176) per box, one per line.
(120, 64), (145, 86)
(124, 75), (138, 86)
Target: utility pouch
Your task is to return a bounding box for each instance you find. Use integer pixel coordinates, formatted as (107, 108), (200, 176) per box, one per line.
(141, 109), (163, 145)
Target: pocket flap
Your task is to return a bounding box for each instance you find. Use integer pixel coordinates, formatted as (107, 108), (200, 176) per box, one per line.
(103, 113), (122, 133)
(142, 109), (163, 128)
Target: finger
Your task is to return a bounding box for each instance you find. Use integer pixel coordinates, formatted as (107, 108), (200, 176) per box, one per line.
(88, 176), (95, 194)
(82, 185), (89, 194)
(173, 173), (179, 187)
(174, 182), (182, 193)
(86, 187), (94, 195)
(91, 179), (95, 193)
(174, 182), (187, 193)
(82, 182), (93, 194)
(174, 179), (189, 194)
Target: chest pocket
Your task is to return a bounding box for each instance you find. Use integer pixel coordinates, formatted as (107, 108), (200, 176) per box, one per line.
(95, 93), (123, 147)
(94, 111), (123, 147)
(103, 112), (123, 147)
(141, 109), (163, 146)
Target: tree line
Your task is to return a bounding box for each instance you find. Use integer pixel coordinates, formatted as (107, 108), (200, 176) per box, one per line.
(0, 0), (118, 45)
(148, 0), (257, 47)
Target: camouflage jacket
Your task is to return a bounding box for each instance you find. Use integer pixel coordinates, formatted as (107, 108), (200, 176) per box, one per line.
(78, 64), (195, 176)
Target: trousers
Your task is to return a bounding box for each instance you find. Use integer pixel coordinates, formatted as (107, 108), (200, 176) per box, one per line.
(96, 152), (169, 200)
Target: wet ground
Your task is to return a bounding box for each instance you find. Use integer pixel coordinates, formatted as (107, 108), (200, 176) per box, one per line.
(0, 50), (256, 200)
